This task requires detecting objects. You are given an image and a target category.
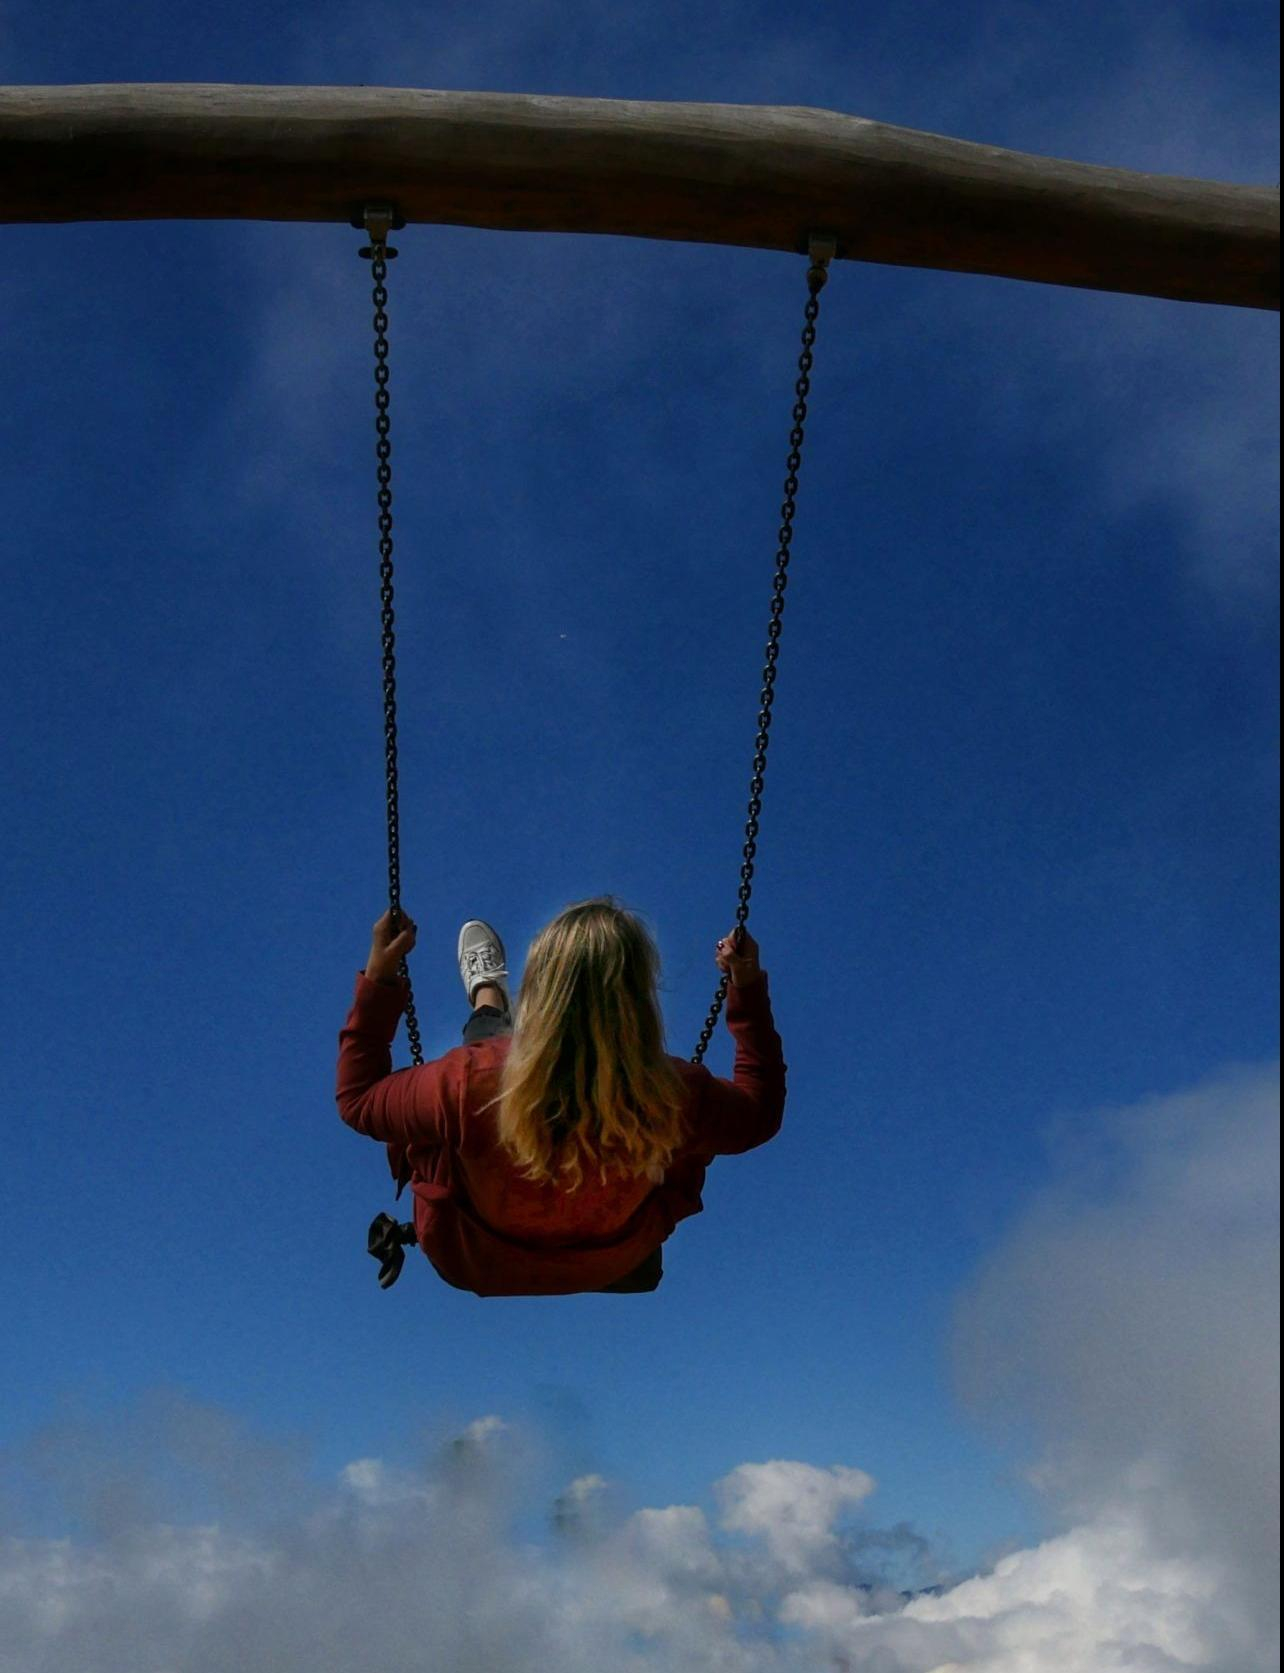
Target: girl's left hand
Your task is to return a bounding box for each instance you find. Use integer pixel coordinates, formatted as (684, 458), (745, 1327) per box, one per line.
(366, 908), (417, 982)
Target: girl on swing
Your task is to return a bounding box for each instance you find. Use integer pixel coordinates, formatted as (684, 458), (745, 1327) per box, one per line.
(336, 898), (786, 1296)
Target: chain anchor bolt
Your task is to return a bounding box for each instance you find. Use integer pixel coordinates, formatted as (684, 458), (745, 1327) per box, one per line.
(806, 230), (837, 293)
(356, 201), (405, 260)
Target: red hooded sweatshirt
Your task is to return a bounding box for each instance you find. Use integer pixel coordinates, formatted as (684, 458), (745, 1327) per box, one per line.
(336, 968), (787, 1296)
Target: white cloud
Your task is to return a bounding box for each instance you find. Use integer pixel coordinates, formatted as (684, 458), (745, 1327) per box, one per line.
(460, 1414), (508, 1448)
(1059, 306), (1278, 619)
(778, 1577), (870, 1634)
(716, 1460), (877, 1577)
(0, 1479), (1234, 1672)
(627, 1502), (723, 1585)
(953, 1060), (1280, 1671)
(877, 1509), (1221, 1672)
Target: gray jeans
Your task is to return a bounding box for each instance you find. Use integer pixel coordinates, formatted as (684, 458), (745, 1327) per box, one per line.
(462, 1002), (512, 1045)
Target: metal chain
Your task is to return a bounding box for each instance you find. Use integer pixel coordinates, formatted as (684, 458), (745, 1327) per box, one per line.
(691, 248), (831, 1065)
(356, 208), (829, 1073)
(360, 214), (425, 1068)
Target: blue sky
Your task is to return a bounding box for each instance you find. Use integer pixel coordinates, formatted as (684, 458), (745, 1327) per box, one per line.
(1, 4), (1278, 1668)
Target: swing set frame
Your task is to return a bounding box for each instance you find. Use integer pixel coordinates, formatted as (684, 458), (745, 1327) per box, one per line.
(7, 84), (1277, 1291)
(0, 84), (1277, 309)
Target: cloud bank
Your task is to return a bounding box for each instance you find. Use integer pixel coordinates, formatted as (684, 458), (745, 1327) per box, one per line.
(3, 1062), (1276, 1672)
(0, 1419), (1244, 1672)
(954, 1060), (1281, 1672)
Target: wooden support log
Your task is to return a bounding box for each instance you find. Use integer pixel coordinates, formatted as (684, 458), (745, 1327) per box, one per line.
(0, 84), (1277, 309)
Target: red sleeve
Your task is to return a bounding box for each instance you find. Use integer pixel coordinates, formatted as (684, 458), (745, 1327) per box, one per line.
(335, 970), (458, 1153)
(687, 971), (787, 1157)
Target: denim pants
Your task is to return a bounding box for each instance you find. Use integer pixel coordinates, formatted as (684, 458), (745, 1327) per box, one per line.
(462, 1002), (513, 1045)
(459, 1002), (663, 1293)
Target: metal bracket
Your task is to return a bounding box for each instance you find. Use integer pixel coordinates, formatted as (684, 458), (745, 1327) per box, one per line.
(804, 231), (837, 294)
(355, 201), (406, 259)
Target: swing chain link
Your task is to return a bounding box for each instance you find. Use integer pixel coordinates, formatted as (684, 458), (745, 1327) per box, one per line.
(361, 220), (426, 1068)
(691, 244), (831, 1065)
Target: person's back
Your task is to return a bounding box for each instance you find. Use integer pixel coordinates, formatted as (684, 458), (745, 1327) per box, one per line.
(336, 897), (786, 1295)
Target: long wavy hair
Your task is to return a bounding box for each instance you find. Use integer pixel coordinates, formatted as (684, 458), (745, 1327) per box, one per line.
(490, 897), (690, 1191)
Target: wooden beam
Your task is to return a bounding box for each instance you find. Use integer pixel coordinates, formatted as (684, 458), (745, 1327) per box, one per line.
(0, 84), (1277, 309)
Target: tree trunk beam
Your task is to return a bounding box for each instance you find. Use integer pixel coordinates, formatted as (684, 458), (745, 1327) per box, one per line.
(0, 84), (1277, 309)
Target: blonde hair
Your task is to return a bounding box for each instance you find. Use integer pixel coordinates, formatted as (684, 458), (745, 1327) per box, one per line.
(490, 897), (689, 1191)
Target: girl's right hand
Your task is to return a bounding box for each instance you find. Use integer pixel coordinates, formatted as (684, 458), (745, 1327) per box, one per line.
(715, 927), (762, 987)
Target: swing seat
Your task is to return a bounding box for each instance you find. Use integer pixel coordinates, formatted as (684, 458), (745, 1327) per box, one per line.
(600, 1246), (663, 1293)
(366, 1212), (663, 1294)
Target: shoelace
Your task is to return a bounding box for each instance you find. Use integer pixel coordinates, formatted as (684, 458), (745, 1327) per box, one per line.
(462, 945), (507, 979)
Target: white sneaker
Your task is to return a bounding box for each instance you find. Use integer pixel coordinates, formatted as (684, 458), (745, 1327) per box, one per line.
(458, 920), (511, 1009)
